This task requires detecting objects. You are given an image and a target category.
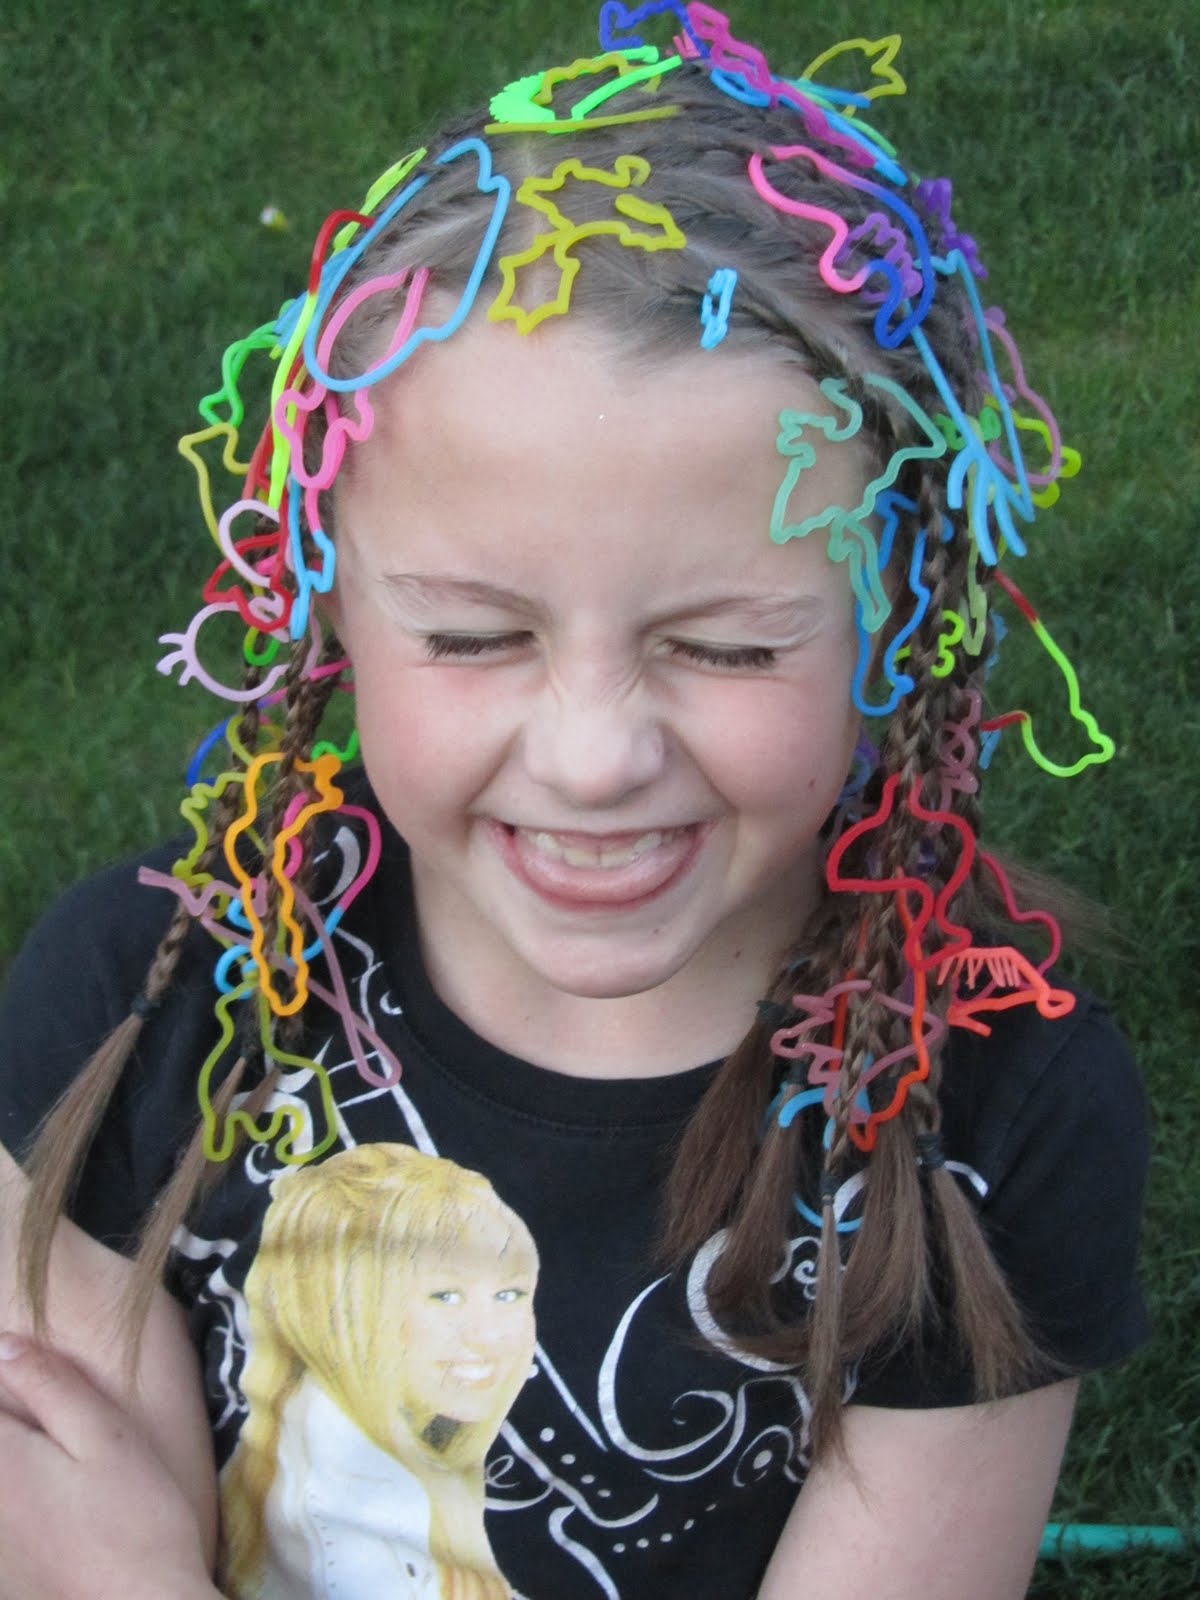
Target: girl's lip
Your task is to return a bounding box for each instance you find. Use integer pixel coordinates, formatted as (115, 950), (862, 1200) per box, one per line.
(487, 820), (710, 909)
(445, 1360), (497, 1386)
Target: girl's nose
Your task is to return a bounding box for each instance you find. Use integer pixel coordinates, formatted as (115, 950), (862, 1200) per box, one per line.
(521, 675), (666, 809)
(460, 1302), (520, 1352)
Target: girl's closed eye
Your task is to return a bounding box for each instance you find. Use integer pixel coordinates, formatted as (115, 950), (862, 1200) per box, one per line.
(423, 633), (779, 670)
(424, 631), (535, 660)
(665, 639), (779, 671)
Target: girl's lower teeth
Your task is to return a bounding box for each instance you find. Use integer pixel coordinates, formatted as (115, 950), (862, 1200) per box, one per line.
(527, 829), (667, 868)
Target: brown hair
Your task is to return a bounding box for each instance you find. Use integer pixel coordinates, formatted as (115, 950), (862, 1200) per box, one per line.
(22, 58), (1059, 1452)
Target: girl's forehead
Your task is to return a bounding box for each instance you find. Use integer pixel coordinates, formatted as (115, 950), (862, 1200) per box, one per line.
(334, 351), (868, 619)
(404, 1213), (537, 1270)
(353, 312), (868, 496)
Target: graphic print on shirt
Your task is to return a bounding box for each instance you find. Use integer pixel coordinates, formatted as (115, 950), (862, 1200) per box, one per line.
(175, 822), (825, 1599)
(218, 1144), (539, 1600)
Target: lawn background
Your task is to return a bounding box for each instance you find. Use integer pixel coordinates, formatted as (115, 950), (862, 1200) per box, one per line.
(2, 2), (1197, 1594)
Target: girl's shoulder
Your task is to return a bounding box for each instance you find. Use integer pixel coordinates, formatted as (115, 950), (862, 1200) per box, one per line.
(856, 987), (1150, 1408)
(0, 839), (212, 1245)
(3, 767), (385, 1026)
(941, 976), (1146, 1201)
(0, 777), (387, 1235)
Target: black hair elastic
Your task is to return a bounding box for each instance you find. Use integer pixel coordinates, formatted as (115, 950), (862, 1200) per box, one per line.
(129, 990), (160, 1019)
(915, 1131), (947, 1173)
(756, 998), (793, 1029)
(819, 1171), (841, 1204)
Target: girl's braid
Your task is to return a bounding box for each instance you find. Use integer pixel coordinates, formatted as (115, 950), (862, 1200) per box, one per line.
(123, 634), (346, 1356)
(19, 655), (267, 1328)
(800, 490), (970, 1444)
(256, 630), (346, 1048)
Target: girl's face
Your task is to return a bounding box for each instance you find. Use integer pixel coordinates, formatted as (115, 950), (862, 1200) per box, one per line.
(330, 317), (865, 1033)
(392, 1209), (538, 1440)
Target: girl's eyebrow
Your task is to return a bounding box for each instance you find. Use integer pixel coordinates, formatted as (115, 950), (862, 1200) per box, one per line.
(656, 593), (827, 629)
(382, 574), (826, 630)
(381, 574), (544, 613)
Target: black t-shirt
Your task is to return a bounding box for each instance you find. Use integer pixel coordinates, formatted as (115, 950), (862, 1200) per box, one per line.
(0, 803), (1150, 1600)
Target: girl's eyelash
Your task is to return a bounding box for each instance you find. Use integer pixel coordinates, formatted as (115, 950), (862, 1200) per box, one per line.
(423, 634), (777, 670)
(424, 632), (533, 659)
(667, 640), (779, 670)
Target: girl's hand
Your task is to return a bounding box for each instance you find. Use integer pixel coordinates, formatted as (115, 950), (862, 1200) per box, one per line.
(0, 1335), (222, 1600)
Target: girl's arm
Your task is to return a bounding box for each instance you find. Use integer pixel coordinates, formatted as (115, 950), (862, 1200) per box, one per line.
(0, 1339), (223, 1600)
(758, 1381), (1078, 1600)
(0, 1139), (220, 1591)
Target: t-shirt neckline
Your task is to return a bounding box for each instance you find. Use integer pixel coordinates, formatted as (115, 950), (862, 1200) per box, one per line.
(367, 822), (722, 1131)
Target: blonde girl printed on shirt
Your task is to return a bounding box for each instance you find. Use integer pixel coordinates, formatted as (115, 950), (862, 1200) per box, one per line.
(222, 1145), (538, 1599)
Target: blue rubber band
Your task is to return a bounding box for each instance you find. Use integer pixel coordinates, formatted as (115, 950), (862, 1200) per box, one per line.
(302, 140), (511, 394)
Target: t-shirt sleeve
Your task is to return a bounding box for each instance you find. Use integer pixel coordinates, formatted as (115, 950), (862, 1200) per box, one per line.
(0, 850), (183, 1250)
(853, 993), (1151, 1408)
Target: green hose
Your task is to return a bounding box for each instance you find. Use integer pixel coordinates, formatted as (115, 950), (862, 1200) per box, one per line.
(1039, 1523), (1191, 1559)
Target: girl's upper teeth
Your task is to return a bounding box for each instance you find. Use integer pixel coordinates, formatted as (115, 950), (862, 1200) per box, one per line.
(528, 830), (667, 868)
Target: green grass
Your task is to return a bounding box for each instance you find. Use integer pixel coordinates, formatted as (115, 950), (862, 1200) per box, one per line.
(2, 2), (1197, 1593)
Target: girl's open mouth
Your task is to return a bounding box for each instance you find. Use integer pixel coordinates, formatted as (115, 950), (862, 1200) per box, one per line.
(490, 822), (707, 908)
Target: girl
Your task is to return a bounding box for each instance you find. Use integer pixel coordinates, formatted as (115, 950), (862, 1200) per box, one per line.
(223, 1145), (539, 1597)
(0, 6), (1148, 1597)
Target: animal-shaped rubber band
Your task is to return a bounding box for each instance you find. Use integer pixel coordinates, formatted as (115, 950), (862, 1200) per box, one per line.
(258, 207), (375, 506)
(197, 320), (279, 431)
(979, 848), (1063, 972)
(914, 177), (985, 280)
(747, 160), (870, 295)
(912, 256), (1035, 565)
(276, 265), (432, 637)
(942, 946), (1075, 1035)
(845, 211), (923, 305)
(597, 0), (706, 56)
(769, 969), (942, 1153)
(769, 978), (867, 1079)
(771, 375), (946, 635)
(984, 570), (1115, 777)
(990, 398), (1081, 509)
(850, 497), (928, 717)
(179, 423), (256, 544)
(302, 139), (511, 394)
(773, 979), (945, 1112)
(937, 687), (982, 809)
(204, 499), (291, 634)
(826, 774), (976, 974)
(749, 143), (933, 344)
(544, 49), (677, 114)
(769, 1079), (866, 1233)
(491, 49), (667, 125)
(223, 749), (346, 1016)
(930, 609), (966, 677)
(800, 36), (905, 116)
(184, 720), (234, 791)
(488, 155), (685, 333)
(291, 884), (402, 1092)
(691, 5), (904, 180)
(162, 766), (262, 912)
(156, 598), (295, 702)
(700, 267), (738, 349)
(981, 308), (1069, 494)
(197, 985), (339, 1164)
(331, 149), (427, 253)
